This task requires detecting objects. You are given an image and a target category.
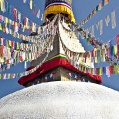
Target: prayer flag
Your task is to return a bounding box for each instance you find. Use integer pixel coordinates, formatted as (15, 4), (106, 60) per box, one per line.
(104, 0), (110, 5)
(116, 34), (119, 45)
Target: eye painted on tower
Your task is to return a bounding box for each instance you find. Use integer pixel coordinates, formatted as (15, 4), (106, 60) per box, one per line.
(69, 73), (77, 79)
(82, 79), (88, 82)
(45, 73), (54, 80)
(33, 82), (37, 85)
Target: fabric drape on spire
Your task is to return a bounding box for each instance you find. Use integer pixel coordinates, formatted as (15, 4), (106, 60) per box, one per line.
(44, 5), (75, 23)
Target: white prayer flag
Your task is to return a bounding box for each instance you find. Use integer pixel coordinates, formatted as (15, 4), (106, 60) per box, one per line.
(111, 10), (116, 29)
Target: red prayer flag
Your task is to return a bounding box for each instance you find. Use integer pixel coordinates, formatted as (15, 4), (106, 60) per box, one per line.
(33, 8), (38, 15)
(109, 66), (114, 75)
(13, 8), (17, 21)
(116, 34), (119, 45)
(0, 15), (3, 21)
(24, 17), (26, 26)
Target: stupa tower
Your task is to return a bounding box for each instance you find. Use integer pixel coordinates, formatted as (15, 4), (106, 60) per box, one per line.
(18, 0), (102, 87)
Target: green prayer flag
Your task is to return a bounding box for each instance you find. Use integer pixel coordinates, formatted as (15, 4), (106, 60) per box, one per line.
(0, 74), (2, 79)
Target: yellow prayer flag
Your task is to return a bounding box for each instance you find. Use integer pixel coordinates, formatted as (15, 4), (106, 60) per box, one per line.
(8, 74), (11, 79)
(0, 57), (4, 62)
(26, 18), (28, 28)
(5, 17), (8, 25)
(8, 40), (11, 47)
(0, 0), (5, 12)
(7, 48), (11, 59)
(0, 23), (2, 30)
(38, 27), (41, 34)
(29, 53), (31, 61)
(102, 44), (106, 49)
(14, 50), (18, 58)
(30, 0), (32, 9)
(114, 65), (119, 74)
(0, 0), (2, 10)
(22, 27), (25, 32)
(99, 68), (103, 75)
(93, 8), (97, 14)
(32, 23), (35, 31)
(12, 21), (14, 25)
(114, 45), (117, 55)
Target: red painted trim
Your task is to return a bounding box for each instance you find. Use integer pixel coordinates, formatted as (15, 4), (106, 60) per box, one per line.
(18, 58), (102, 85)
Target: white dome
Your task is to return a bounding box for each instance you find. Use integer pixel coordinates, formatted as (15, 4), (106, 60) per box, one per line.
(0, 82), (119, 119)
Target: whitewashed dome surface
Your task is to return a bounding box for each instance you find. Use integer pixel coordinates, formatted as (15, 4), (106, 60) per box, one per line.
(0, 81), (119, 119)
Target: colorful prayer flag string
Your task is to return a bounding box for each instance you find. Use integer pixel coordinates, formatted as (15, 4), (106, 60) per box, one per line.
(60, 21), (119, 67)
(0, 16), (57, 43)
(0, 25), (57, 64)
(22, 0), (43, 20)
(60, 35), (119, 77)
(0, 15), (59, 72)
(0, 35), (54, 78)
(79, 0), (110, 26)
(84, 7), (119, 37)
(0, 0), (41, 31)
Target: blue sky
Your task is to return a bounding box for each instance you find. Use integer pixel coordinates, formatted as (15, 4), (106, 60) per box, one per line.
(0, 0), (119, 98)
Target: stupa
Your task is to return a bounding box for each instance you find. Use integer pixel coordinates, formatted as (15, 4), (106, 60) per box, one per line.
(1, 82), (119, 119)
(1, 1), (119, 119)
(18, 0), (102, 87)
